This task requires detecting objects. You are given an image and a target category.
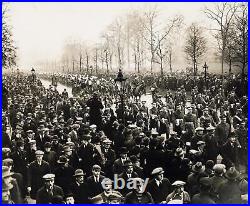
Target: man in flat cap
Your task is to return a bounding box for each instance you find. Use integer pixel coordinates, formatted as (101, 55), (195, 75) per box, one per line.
(36, 174), (64, 203)
(27, 150), (50, 199)
(165, 181), (190, 204)
(101, 138), (116, 178)
(118, 160), (139, 196)
(146, 167), (171, 203)
(77, 133), (102, 176)
(86, 165), (105, 199)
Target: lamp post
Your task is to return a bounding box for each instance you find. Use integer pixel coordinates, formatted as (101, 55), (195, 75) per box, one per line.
(114, 69), (126, 124)
(31, 67), (36, 82)
(203, 62), (208, 90)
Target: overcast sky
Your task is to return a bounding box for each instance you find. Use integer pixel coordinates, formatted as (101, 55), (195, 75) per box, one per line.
(7, 2), (219, 71)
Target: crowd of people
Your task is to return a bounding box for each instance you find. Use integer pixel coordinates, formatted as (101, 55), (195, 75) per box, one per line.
(2, 70), (248, 204)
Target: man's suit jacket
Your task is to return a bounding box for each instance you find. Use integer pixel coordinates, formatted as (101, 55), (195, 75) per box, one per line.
(146, 178), (171, 203)
(86, 175), (105, 198)
(118, 172), (139, 196)
(36, 185), (64, 203)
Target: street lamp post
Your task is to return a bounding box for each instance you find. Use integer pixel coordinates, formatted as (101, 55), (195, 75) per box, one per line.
(114, 69), (126, 124)
(203, 62), (208, 90)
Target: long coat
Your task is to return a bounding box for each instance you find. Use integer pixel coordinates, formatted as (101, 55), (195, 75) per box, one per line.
(36, 185), (64, 204)
(146, 178), (171, 203)
(118, 172), (139, 196)
(86, 175), (105, 198)
(218, 180), (242, 203)
(77, 143), (102, 176)
(27, 160), (50, 199)
(69, 182), (89, 203)
(54, 165), (74, 194)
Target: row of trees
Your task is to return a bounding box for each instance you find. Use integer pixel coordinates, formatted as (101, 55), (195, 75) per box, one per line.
(54, 3), (247, 76)
(54, 7), (184, 76)
(2, 4), (17, 70)
(3, 3), (247, 77)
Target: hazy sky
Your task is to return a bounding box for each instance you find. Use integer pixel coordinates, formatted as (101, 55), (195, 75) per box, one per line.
(7, 2), (218, 71)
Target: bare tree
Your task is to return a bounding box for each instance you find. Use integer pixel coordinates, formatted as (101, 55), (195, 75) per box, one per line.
(155, 15), (183, 75)
(184, 23), (207, 75)
(231, 3), (248, 79)
(2, 4), (17, 69)
(204, 3), (238, 77)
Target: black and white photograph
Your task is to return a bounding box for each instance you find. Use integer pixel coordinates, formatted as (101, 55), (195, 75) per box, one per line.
(2, 2), (248, 204)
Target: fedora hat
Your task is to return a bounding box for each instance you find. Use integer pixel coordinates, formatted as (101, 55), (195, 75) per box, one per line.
(73, 169), (85, 177)
(57, 155), (68, 164)
(225, 167), (240, 180)
(192, 162), (205, 173)
(2, 166), (13, 178)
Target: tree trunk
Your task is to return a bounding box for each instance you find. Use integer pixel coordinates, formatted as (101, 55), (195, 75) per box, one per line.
(79, 55), (82, 73)
(160, 57), (163, 76)
(169, 52), (172, 73)
(134, 54), (137, 72)
(86, 55), (89, 74)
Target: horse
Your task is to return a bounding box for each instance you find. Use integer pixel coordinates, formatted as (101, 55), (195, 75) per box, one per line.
(132, 84), (146, 102)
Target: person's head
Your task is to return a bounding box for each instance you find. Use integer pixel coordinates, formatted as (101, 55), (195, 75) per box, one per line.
(16, 139), (24, 151)
(65, 194), (75, 204)
(63, 146), (73, 157)
(229, 134), (236, 143)
(134, 178), (145, 194)
(101, 178), (113, 193)
(195, 127), (204, 136)
(52, 135), (59, 144)
(35, 150), (44, 162)
(172, 181), (186, 194)
(74, 169), (85, 184)
(120, 147), (128, 159)
(29, 140), (37, 150)
(44, 142), (52, 152)
(151, 167), (164, 181)
(92, 165), (101, 177)
(2, 183), (11, 202)
(43, 174), (55, 190)
(124, 160), (133, 174)
(2, 166), (13, 190)
(221, 115), (227, 123)
(103, 139), (112, 149)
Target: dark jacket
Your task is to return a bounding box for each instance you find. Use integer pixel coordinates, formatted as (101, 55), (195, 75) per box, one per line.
(125, 191), (154, 203)
(54, 165), (74, 194)
(27, 160), (50, 198)
(36, 185), (64, 204)
(146, 178), (171, 203)
(86, 175), (105, 198)
(69, 182), (89, 203)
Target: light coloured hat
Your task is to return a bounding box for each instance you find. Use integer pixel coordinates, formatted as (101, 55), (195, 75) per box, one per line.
(195, 127), (204, 131)
(43, 173), (55, 180)
(35, 150), (44, 156)
(172, 180), (186, 187)
(151, 167), (164, 175)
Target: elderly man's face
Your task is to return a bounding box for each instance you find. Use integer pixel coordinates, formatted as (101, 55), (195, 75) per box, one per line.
(45, 179), (54, 189)
(76, 176), (84, 184)
(36, 155), (43, 162)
